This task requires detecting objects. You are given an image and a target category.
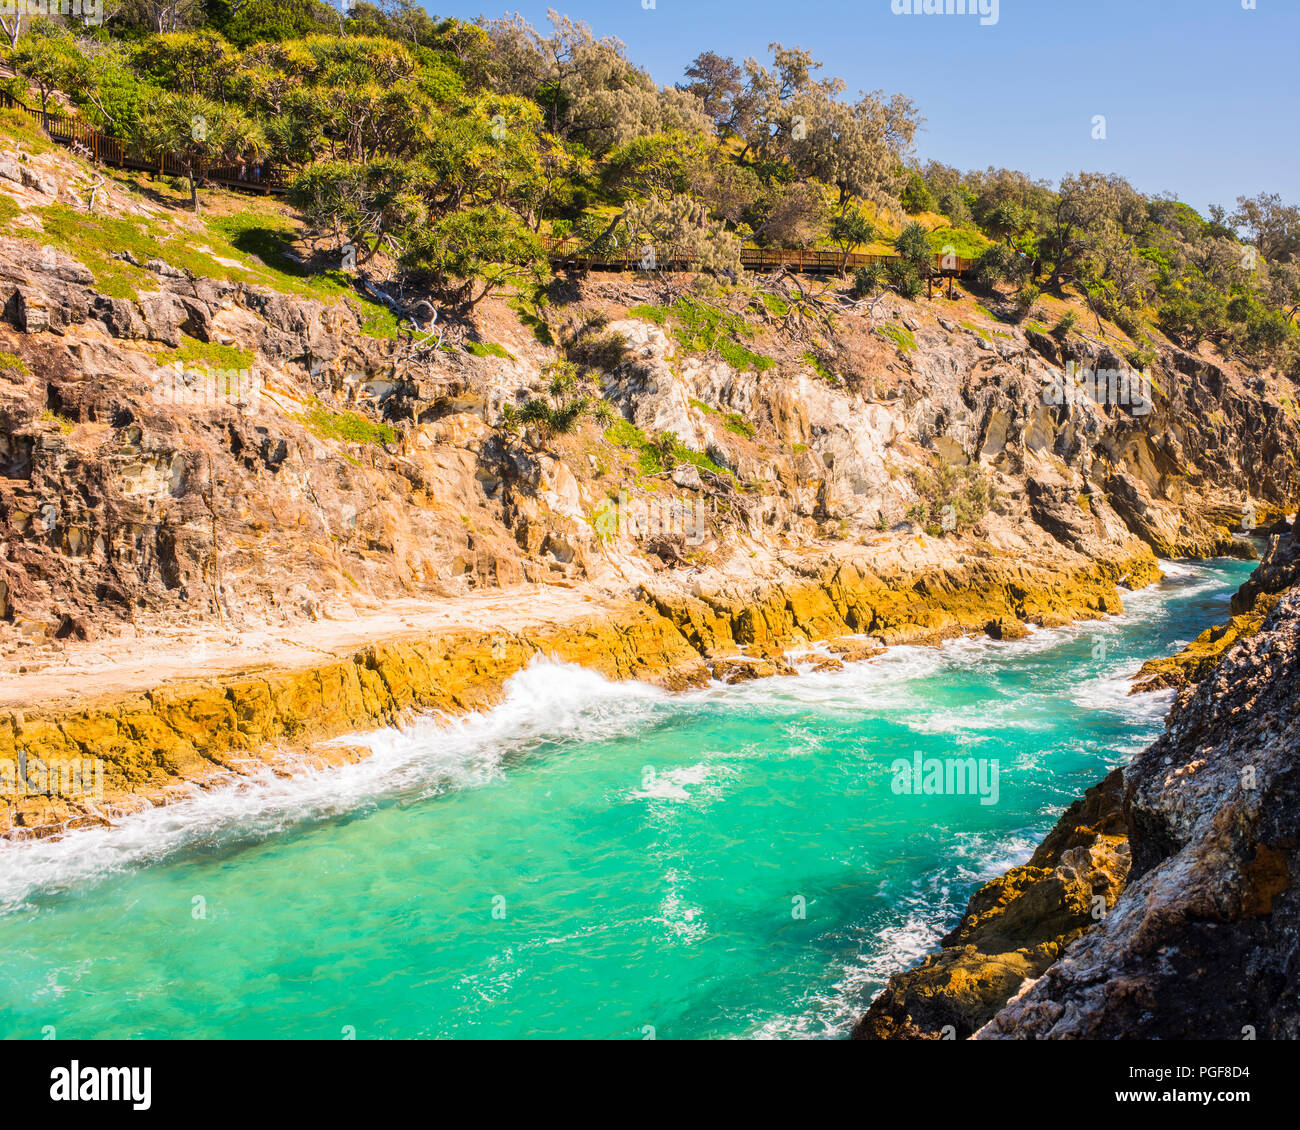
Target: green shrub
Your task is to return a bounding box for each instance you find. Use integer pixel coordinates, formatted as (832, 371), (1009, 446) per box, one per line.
(1015, 283), (1041, 317)
(0, 351), (29, 377)
(565, 328), (628, 373)
(908, 459), (992, 536)
(1051, 311), (1078, 339)
(1113, 305), (1145, 339)
(500, 360), (607, 440)
(887, 258), (923, 299)
(851, 261), (886, 298)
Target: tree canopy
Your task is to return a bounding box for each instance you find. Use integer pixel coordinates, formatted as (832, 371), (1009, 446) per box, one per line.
(0, 4), (1295, 368)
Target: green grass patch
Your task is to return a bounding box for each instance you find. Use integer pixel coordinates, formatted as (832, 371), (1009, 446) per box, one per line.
(630, 298), (776, 371)
(295, 401), (396, 446)
(0, 192), (19, 226)
(0, 350), (28, 377)
(689, 398), (717, 415)
(206, 211), (400, 338)
(358, 304), (400, 338)
(14, 205), (166, 299)
(604, 419), (663, 475)
(465, 341), (515, 360)
(671, 297), (776, 371)
(800, 350), (841, 384)
(0, 108), (56, 154)
(660, 436), (731, 478)
(9, 200), (402, 337)
(878, 323), (917, 354)
(156, 335), (253, 370)
(628, 303), (668, 324)
(604, 418), (646, 447)
(717, 338), (775, 372)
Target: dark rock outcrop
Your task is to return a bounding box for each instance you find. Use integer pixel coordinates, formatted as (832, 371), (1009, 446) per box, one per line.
(860, 525), (1300, 1040)
(978, 589), (1300, 1039)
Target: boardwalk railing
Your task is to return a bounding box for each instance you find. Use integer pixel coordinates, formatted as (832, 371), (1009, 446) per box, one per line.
(0, 89), (287, 193)
(543, 237), (975, 277)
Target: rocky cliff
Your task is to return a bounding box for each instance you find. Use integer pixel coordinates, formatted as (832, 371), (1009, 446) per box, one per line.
(980, 572), (1300, 1040)
(1, 128), (1297, 840)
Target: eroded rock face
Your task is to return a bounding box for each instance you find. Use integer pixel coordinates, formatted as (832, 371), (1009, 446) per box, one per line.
(0, 599), (711, 836)
(0, 146), (1295, 698)
(975, 590), (1300, 1040)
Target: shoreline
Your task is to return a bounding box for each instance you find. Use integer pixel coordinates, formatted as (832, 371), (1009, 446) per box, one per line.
(4, 544), (1167, 838)
(854, 532), (1292, 1040)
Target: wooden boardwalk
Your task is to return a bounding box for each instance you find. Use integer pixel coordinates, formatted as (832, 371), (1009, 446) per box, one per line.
(0, 90), (286, 192)
(545, 239), (975, 278)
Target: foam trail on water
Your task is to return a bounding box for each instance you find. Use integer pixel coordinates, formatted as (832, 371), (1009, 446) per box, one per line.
(689, 642), (954, 715)
(0, 658), (664, 916)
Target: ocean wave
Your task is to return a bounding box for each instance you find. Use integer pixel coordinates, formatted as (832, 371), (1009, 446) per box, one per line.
(0, 658), (667, 917)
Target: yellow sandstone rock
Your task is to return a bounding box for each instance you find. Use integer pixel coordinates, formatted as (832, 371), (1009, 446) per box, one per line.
(0, 548), (1161, 838)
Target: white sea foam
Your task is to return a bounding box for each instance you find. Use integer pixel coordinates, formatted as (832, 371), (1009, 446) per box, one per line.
(749, 870), (965, 1040)
(0, 557), (1238, 931)
(0, 658), (666, 916)
(632, 762), (719, 801)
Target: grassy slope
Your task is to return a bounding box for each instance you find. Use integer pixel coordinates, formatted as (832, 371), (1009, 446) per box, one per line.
(0, 121), (401, 338)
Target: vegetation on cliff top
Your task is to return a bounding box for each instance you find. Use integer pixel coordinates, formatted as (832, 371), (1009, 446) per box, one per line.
(0, 4), (1295, 375)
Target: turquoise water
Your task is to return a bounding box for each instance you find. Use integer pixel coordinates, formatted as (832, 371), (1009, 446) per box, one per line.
(0, 557), (1258, 1040)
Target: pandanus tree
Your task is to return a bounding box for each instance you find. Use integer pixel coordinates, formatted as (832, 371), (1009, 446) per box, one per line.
(134, 91), (264, 212)
(288, 157), (423, 266)
(11, 33), (81, 133)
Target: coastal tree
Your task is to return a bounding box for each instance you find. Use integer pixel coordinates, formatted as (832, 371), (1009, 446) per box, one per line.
(400, 203), (546, 310)
(1233, 192), (1300, 264)
(133, 91), (264, 211)
(289, 157), (422, 263)
(829, 207), (875, 274)
(678, 51), (752, 138)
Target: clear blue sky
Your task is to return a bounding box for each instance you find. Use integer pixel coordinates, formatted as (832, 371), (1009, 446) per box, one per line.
(429, 0), (1297, 216)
